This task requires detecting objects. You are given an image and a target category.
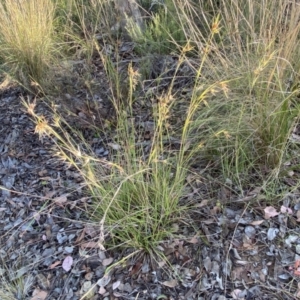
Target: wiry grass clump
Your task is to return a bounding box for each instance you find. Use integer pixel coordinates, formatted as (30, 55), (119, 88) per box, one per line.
(0, 0), (57, 90)
(128, 0), (186, 55)
(54, 0), (112, 63)
(175, 0), (300, 182)
(23, 41), (217, 257)
(86, 60), (191, 253)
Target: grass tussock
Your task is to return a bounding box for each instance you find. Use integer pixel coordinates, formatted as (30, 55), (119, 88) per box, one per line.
(128, 0), (186, 55)
(0, 0), (57, 90)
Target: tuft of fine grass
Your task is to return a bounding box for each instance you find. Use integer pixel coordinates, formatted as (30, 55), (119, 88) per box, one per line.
(24, 31), (226, 258)
(88, 68), (189, 253)
(128, 0), (186, 55)
(176, 0), (300, 182)
(0, 0), (57, 90)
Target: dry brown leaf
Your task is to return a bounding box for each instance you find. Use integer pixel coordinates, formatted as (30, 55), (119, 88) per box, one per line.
(44, 190), (57, 199)
(187, 236), (198, 244)
(39, 176), (52, 181)
(75, 228), (86, 244)
(49, 261), (61, 269)
(280, 205), (293, 214)
(202, 218), (215, 224)
(297, 210), (300, 222)
(32, 211), (41, 222)
(107, 142), (121, 150)
(157, 260), (166, 268)
(102, 257), (114, 266)
(248, 186), (262, 195)
(80, 241), (100, 249)
(129, 261), (142, 276)
(162, 279), (178, 288)
(264, 206), (279, 219)
(85, 272), (94, 280)
(69, 200), (77, 210)
(231, 289), (243, 299)
(211, 205), (221, 215)
(250, 220), (264, 226)
(186, 174), (194, 184)
(293, 260), (300, 276)
(98, 286), (106, 295)
(194, 200), (209, 208)
(44, 225), (52, 240)
(85, 225), (98, 238)
(78, 197), (90, 203)
(38, 170), (47, 176)
(53, 194), (68, 206)
(31, 289), (47, 300)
